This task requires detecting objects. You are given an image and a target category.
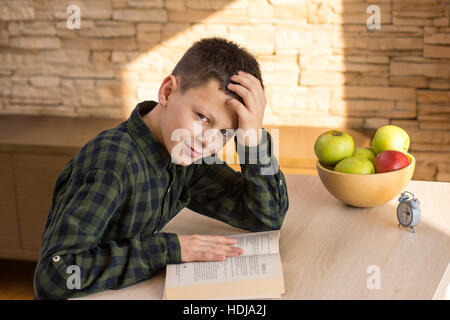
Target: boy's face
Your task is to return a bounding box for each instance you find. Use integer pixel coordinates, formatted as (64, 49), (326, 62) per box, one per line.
(159, 77), (239, 166)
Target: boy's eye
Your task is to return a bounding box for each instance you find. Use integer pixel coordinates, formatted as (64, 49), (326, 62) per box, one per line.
(197, 113), (208, 122)
(220, 129), (232, 137)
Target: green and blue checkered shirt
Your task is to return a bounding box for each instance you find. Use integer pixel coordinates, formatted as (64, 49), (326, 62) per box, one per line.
(34, 100), (289, 299)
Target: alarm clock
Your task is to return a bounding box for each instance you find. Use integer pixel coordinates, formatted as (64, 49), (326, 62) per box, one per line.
(397, 191), (421, 233)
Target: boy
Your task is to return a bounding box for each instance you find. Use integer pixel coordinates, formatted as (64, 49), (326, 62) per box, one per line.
(34, 37), (289, 299)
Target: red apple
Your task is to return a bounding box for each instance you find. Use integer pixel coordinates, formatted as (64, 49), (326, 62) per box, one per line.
(374, 150), (410, 173)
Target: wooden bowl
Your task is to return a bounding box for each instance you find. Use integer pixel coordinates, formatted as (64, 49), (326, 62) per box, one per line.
(316, 153), (415, 208)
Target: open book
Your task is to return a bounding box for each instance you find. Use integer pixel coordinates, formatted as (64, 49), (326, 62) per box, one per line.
(163, 230), (285, 300)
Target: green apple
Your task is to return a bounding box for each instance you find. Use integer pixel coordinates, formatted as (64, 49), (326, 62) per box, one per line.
(353, 147), (376, 163)
(314, 130), (355, 166)
(334, 156), (375, 174)
(371, 125), (410, 155)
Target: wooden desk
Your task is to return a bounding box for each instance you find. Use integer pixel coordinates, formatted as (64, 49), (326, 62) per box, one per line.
(76, 174), (450, 300)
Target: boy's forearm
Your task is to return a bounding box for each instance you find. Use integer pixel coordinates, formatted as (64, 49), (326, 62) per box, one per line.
(187, 128), (289, 232)
(238, 162), (289, 231)
(34, 232), (181, 299)
(234, 128), (289, 230)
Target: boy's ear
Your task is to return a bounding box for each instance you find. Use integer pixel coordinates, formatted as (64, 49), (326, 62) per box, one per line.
(158, 75), (180, 107)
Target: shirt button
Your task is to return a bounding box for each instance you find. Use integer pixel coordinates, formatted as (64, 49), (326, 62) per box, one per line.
(279, 179), (283, 186)
(52, 255), (60, 263)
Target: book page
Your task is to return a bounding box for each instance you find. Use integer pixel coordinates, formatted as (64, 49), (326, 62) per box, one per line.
(164, 276), (284, 300)
(227, 230), (280, 256)
(166, 253), (283, 287)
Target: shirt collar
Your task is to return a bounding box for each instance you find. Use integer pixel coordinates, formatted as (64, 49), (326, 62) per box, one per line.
(127, 100), (172, 178)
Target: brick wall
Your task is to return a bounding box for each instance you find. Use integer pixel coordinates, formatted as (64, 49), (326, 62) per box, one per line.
(0, 0), (449, 181)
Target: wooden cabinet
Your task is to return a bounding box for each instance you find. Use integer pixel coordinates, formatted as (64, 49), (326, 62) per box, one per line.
(0, 115), (120, 261)
(0, 153), (21, 252)
(14, 153), (73, 252)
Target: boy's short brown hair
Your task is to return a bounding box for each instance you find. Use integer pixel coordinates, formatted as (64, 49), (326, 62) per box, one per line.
(171, 37), (264, 106)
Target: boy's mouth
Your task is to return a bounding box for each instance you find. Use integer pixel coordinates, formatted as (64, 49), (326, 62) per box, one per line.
(183, 141), (202, 158)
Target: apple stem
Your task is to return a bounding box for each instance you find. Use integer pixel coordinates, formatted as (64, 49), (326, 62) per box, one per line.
(332, 131), (343, 136)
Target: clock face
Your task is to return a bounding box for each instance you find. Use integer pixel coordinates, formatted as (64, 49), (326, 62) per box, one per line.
(398, 204), (412, 226)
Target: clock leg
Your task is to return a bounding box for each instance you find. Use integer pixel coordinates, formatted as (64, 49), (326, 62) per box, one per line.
(410, 226), (415, 233)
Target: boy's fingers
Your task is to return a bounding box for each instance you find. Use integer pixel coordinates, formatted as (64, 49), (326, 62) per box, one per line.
(232, 71), (265, 107)
(227, 98), (247, 118)
(194, 234), (238, 245)
(231, 72), (256, 92)
(233, 71), (262, 93)
(200, 248), (241, 262)
(200, 244), (242, 256)
(200, 252), (226, 262)
(227, 83), (255, 112)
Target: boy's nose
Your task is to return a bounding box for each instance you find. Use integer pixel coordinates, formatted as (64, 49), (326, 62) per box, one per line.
(198, 134), (215, 152)
(199, 137), (211, 151)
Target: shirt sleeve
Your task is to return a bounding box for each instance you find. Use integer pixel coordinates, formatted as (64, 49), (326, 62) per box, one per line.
(34, 168), (181, 300)
(186, 128), (289, 232)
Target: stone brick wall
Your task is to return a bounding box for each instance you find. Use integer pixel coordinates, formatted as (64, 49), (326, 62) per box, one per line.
(0, 0), (449, 181)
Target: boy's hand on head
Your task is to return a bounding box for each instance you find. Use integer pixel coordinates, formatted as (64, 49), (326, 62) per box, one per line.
(177, 234), (243, 262)
(226, 71), (266, 147)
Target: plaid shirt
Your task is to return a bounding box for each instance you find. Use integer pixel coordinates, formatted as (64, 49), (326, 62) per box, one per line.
(34, 100), (289, 299)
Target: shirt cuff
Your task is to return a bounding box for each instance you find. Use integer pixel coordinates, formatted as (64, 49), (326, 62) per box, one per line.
(143, 232), (182, 265)
(161, 232), (182, 264)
